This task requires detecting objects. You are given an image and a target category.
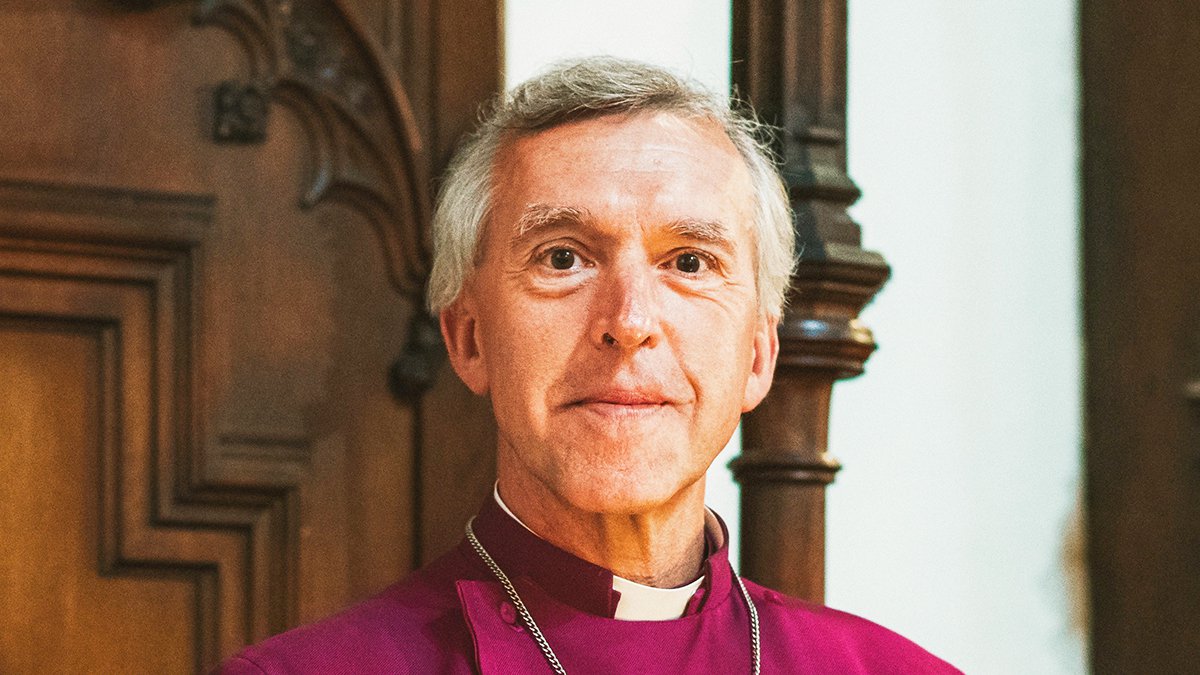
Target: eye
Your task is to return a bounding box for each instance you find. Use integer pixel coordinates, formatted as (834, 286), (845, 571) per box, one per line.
(675, 252), (702, 274)
(548, 248), (577, 270)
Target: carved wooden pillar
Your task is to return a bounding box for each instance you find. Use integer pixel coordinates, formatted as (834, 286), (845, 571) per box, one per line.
(730, 0), (889, 603)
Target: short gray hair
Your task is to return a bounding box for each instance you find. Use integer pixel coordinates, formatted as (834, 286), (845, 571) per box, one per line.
(426, 56), (795, 317)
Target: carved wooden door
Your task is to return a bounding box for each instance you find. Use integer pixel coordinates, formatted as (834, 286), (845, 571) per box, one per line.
(0, 1), (498, 672)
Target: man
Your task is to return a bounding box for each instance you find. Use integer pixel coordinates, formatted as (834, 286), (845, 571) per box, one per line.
(221, 57), (958, 674)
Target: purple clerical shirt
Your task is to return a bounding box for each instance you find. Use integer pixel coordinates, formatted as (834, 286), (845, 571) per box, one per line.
(220, 498), (960, 673)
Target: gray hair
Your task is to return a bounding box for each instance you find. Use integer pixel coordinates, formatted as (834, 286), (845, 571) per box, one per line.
(426, 56), (795, 317)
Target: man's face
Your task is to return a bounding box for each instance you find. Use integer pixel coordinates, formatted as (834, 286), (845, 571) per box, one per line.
(442, 111), (779, 515)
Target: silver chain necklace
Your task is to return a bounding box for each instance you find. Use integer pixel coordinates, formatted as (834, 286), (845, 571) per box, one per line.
(465, 517), (761, 674)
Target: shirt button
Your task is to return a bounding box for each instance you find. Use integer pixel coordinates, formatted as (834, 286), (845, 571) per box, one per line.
(499, 600), (520, 629)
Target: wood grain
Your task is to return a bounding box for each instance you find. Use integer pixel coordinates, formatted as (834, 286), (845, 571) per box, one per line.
(0, 0), (501, 669)
(0, 323), (196, 673)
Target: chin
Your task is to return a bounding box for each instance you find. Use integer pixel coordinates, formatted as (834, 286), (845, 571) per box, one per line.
(551, 462), (702, 516)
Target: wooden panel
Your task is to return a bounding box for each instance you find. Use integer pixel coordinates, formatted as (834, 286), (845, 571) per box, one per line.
(1082, 0), (1200, 671)
(0, 178), (419, 666)
(0, 182), (261, 669)
(379, 0), (503, 565)
(0, 0), (502, 669)
(0, 323), (194, 674)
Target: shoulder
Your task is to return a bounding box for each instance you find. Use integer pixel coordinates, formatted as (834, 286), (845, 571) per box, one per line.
(215, 547), (479, 675)
(743, 580), (962, 674)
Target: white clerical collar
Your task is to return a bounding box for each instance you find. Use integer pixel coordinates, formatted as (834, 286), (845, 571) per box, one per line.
(493, 484), (705, 621)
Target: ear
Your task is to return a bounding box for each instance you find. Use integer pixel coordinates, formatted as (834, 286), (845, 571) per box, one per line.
(439, 295), (490, 396)
(741, 313), (780, 413)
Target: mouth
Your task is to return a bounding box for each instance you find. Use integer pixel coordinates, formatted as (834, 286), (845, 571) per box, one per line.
(569, 390), (673, 413)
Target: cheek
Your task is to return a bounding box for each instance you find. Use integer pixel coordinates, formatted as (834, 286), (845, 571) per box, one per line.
(668, 291), (757, 351)
(479, 298), (584, 404)
(674, 303), (759, 399)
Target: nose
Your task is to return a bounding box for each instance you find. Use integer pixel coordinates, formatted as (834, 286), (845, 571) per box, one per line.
(591, 262), (661, 351)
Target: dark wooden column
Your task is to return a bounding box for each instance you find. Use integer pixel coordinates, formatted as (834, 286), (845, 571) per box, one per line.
(1082, 0), (1200, 671)
(729, 0), (889, 603)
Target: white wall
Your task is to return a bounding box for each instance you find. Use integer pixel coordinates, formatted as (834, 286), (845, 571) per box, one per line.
(504, 0), (732, 88)
(504, 2), (1083, 672)
(829, 2), (1083, 673)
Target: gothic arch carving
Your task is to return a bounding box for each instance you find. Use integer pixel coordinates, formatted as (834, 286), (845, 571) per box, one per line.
(194, 0), (433, 299)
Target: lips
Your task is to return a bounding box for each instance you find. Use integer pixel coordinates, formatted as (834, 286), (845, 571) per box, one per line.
(565, 387), (678, 417)
(578, 390), (668, 407)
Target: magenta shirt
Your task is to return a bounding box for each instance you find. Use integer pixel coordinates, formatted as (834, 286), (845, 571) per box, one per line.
(220, 499), (960, 673)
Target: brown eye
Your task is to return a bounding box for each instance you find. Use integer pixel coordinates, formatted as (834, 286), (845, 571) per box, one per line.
(549, 248), (576, 270)
(675, 253), (701, 273)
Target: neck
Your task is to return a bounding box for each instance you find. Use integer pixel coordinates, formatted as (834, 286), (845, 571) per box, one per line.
(497, 464), (707, 589)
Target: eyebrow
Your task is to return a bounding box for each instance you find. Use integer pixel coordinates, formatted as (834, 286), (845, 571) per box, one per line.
(509, 204), (737, 253)
(513, 204), (593, 241)
(666, 218), (735, 248)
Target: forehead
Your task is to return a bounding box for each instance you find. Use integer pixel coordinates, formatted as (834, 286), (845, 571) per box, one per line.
(487, 112), (756, 243)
